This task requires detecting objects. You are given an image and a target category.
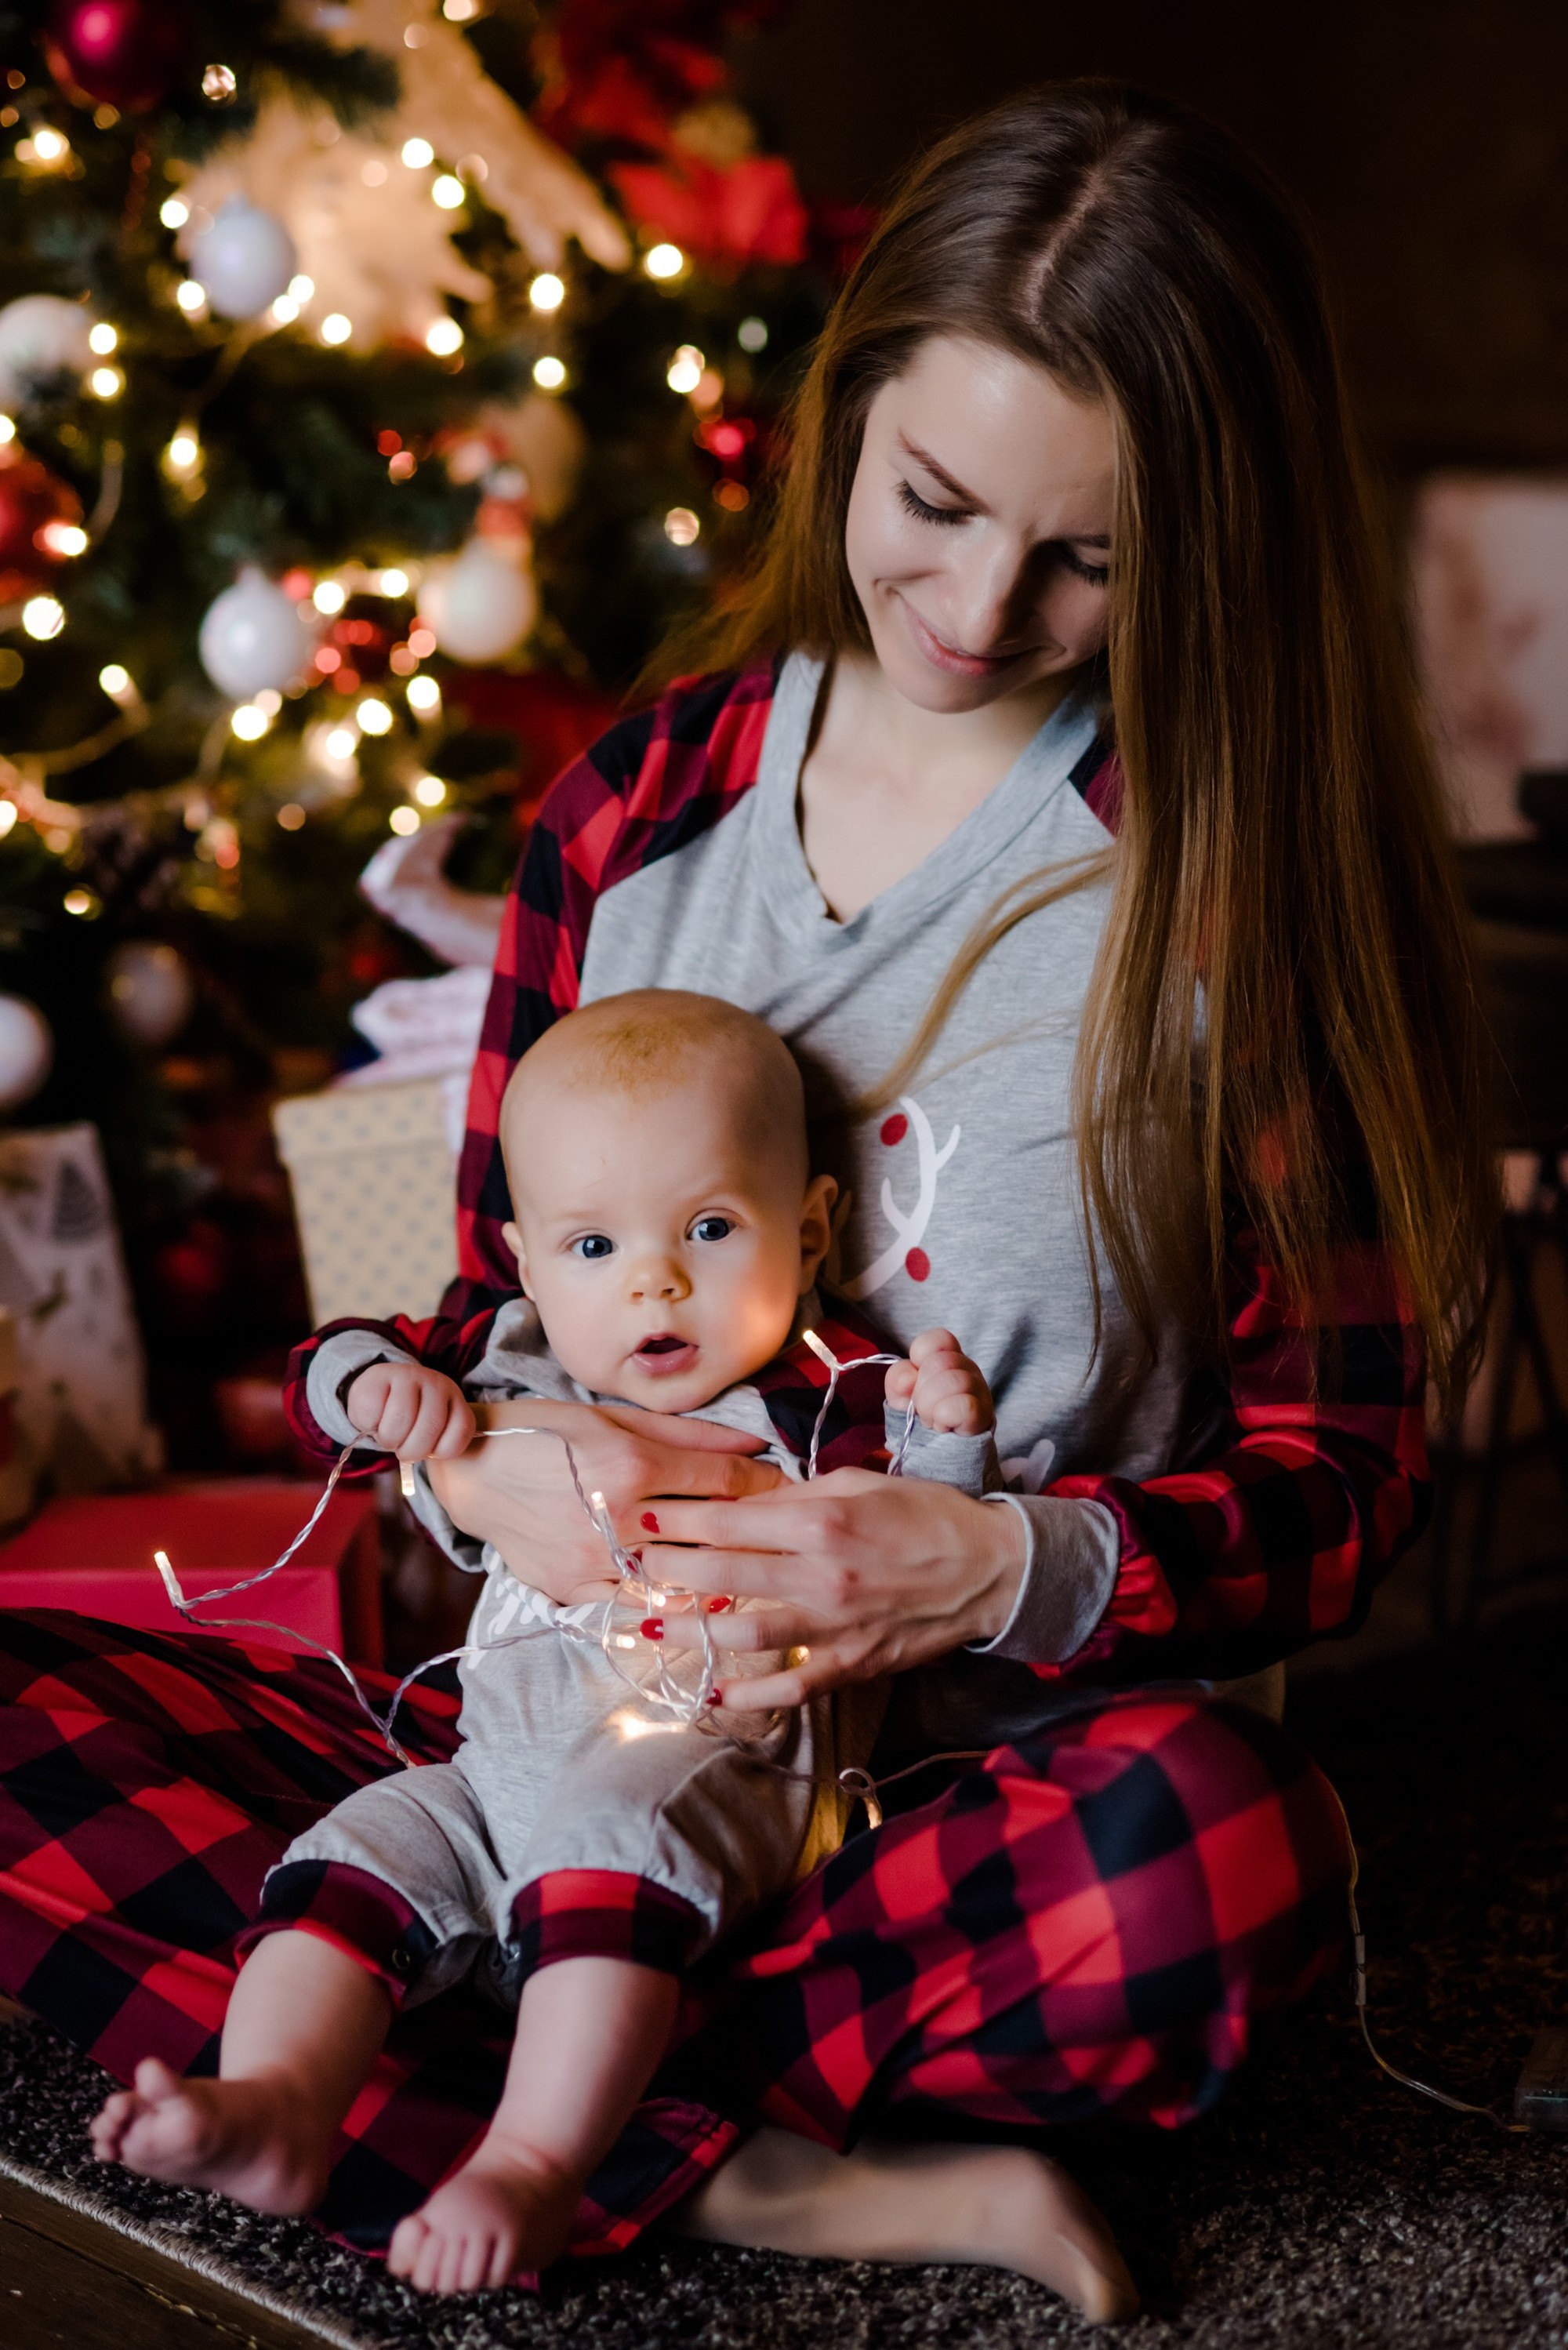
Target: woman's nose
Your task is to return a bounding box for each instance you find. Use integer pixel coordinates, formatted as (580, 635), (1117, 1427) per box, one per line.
(947, 539), (1030, 654)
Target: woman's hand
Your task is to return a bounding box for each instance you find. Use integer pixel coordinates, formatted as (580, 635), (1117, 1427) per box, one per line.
(424, 1397), (786, 1607)
(637, 1472), (1028, 1707)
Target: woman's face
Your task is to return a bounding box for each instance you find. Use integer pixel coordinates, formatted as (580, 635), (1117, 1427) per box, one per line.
(844, 333), (1115, 715)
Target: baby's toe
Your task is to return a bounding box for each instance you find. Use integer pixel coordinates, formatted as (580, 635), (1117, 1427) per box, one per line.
(454, 2230), (495, 2294)
(387, 2214), (426, 2280)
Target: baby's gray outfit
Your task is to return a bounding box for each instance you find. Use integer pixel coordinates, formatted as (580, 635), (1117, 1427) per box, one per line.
(274, 1300), (993, 2008)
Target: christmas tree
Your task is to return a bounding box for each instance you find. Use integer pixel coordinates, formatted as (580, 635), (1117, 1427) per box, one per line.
(0, 0), (844, 1459)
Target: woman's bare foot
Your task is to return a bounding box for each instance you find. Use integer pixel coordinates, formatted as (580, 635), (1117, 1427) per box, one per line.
(89, 2058), (332, 2216)
(387, 2133), (582, 2295)
(674, 2127), (1139, 2326)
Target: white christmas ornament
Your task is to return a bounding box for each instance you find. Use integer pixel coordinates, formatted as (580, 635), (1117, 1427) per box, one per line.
(177, 1), (629, 351)
(416, 537), (537, 666)
(0, 296), (93, 405)
(199, 566), (314, 698)
(106, 942), (194, 1048)
(188, 198), (298, 320)
(0, 995), (52, 1112)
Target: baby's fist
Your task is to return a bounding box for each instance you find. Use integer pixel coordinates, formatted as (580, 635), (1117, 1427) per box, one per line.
(345, 1363), (475, 1462)
(884, 1328), (995, 1437)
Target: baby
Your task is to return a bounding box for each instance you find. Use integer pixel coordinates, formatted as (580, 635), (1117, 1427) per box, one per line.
(92, 990), (999, 2295)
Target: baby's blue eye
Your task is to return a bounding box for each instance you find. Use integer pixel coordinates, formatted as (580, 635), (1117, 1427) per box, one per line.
(691, 1216), (734, 1244)
(572, 1233), (615, 1261)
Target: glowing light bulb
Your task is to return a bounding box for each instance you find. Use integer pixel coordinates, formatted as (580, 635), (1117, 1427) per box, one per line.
(737, 315), (768, 353)
(320, 313), (352, 346)
(532, 354), (566, 391)
(99, 663), (132, 702)
(277, 802), (306, 830)
(0, 804), (15, 838)
(528, 273), (564, 313)
(0, 417), (14, 445)
(443, 0), (477, 17)
(289, 274), (314, 303)
(201, 63), (237, 103)
(230, 703), (270, 740)
(431, 174), (464, 210)
(405, 674), (441, 716)
(401, 137), (434, 169)
(312, 579), (347, 615)
(644, 243), (684, 281)
(389, 805), (419, 835)
(663, 507), (699, 547)
(176, 279), (208, 314)
(323, 726), (358, 762)
(269, 296), (299, 326)
(89, 365), (122, 398)
(412, 772), (446, 806)
(356, 696), (393, 736)
(666, 345), (704, 396)
(88, 323), (118, 355)
(255, 688), (282, 714)
(163, 429), (200, 479)
(31, 127), (67, 163)
(38, 522), (86, 557)
(425, 318), (463, 357)
(63, 887), (99, 917)
(160, 194), (190, 229)
(22, 595), (64, 639)
(379, 568), (409, 597)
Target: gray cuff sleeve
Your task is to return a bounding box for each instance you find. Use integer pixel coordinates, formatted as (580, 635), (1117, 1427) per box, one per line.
(304, 1331), (419, 1450)
(884, 1404), (999, 1498)
(969, 1493), (1122, 1665)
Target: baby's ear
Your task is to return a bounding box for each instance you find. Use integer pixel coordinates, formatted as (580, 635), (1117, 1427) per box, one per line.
(502, 1219), (533, 1298)
(797, 1173), (838, 1291)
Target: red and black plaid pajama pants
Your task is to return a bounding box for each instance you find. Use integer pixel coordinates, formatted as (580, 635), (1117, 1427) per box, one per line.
(0, 1611), (1348, 2257)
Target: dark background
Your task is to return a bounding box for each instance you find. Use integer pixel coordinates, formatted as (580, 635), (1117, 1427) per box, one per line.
(737, 0), (1568, 475)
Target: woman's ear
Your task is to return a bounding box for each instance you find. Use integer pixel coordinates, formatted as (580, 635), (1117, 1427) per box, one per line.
(797, 1173), (839, 1291)
(502, 1219), (533, 1298)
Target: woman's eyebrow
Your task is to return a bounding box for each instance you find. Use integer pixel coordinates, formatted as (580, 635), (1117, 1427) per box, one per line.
(897, 438), (1109, 545)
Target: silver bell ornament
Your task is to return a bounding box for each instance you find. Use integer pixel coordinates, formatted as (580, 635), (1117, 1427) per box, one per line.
(416, 536), (538, 666)
(0, 994), (53, 1111)
(189, 198), (298, 322)
(106, 942), (194, 1048)
(0, 296), (93, 406)
(198, 565), (313, 699)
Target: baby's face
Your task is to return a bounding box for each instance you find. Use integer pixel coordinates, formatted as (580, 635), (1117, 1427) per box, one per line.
(503, 1075), (833, 1413)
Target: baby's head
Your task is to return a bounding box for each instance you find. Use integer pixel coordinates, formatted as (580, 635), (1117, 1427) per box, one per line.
(499, 990), (837, 1412)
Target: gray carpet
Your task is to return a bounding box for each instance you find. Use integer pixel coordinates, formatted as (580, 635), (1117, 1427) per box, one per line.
(2, 1614), (1566, 2349)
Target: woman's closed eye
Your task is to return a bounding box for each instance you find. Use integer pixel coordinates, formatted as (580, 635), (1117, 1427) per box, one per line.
(571, 1233), (616, 1261)
(896, 480), (1109, 584)
(690, 1215), (735, 1244)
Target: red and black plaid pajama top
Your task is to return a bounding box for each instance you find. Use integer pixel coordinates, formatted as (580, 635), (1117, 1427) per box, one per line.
(0, 662), (1427, 2264)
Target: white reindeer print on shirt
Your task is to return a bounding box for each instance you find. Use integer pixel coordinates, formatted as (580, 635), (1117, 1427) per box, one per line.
(843, 1094), (960, 1301)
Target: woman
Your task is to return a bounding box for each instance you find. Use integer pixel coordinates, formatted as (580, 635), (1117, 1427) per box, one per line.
(0, 82), (1491, 2324)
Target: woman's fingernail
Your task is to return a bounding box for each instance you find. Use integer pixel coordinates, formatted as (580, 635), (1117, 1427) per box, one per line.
(627, 1548), (643, 1564)
(706, 1596), (731, 1614)
(641, 1618), (663, 1640)
(641, 1512), (659, 1533)
(706, 1689), (723, 1707)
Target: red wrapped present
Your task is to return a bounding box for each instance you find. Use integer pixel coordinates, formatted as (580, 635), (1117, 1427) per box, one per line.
(0, 1476), (383, 1665)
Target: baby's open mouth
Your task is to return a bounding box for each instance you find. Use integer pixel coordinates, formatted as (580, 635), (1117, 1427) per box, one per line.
(634, 1334), (696, 1372)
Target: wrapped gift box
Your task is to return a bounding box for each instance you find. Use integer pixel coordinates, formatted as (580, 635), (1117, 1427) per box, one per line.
(0, 1122), (162, 1495)
(273, 1077), (459, 1325)
(0, 1476), (384, 1663)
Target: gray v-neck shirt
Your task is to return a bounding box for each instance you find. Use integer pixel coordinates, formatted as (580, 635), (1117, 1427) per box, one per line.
(573, 654), (1195, 1663)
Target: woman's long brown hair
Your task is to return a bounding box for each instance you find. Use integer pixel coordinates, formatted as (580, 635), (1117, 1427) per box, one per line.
(664, 81), (1496, 1406)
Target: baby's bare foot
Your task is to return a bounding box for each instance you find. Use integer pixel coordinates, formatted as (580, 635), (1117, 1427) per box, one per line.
(89, 2058), (332, 2216)
(388, 2135), (581, 2294)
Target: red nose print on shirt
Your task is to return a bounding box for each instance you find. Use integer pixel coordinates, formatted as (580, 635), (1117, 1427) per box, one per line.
(880, 1113), (909, 1146)
(641, 1512), (659, 1533)
(905, 1248), (931, 1281)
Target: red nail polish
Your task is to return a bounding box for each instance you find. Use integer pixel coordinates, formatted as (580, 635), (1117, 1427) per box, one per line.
(641, 1512), (659, 1533)
(641, 1618), (663, 1640)
(706, 1689), (723, 1707)
(706, 1596), (731, 1613)
(627, 1548), (643, 1564)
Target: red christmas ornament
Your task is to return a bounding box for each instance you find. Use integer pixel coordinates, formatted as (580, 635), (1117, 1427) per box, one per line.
(0, 449), (83, 605)
(319, 594), (398, 685)
(43, 0), (192, 114)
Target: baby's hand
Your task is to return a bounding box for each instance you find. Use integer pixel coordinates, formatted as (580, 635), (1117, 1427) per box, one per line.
(884, 1328), (995, 1437)
(345, 1364), (476, 1462)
